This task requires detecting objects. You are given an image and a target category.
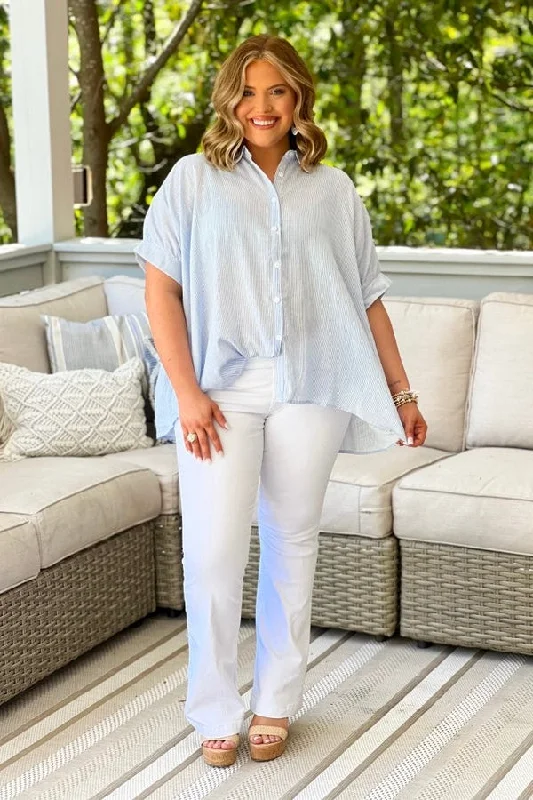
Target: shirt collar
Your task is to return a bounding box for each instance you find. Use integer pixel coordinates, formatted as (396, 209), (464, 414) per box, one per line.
(236, 145), (301, 166)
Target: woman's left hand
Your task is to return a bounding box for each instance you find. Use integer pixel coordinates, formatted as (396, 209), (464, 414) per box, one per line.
(397, 403), (427, 447)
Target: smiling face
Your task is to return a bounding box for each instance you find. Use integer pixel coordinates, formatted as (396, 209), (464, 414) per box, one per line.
(235, 59), (297, 154)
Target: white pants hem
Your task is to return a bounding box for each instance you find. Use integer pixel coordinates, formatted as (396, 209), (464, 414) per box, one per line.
(190, 718), (244, 739)
(250, 700), (301, 719)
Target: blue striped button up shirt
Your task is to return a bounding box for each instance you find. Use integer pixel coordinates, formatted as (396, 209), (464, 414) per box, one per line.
(134, 147), (406, 453)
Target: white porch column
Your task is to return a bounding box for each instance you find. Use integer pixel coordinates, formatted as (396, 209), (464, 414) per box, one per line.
(10, 0), (74, 263)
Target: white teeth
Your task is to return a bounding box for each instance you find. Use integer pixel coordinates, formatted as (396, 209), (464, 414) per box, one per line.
(251, 119), (277, 126)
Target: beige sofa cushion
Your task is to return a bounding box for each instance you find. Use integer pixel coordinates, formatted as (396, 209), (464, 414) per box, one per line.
(110, 443), (449, 536)
(105, 444), (178, 514)
(0, 513), (40, 593)
(383, 297), (479, 452)
(0, 277), (107, 372)
(104, 276), (146, 316)
(0, 457), (162, 568)
(393, 448), (533, 556)
(466, 293), (533, 449)
(251, 446), (450, 539)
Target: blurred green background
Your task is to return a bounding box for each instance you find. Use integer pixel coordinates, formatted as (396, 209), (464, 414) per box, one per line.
(0, 0), (531, 248)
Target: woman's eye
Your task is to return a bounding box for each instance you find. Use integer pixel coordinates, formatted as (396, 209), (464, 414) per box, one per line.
(242, 87), (285, 98)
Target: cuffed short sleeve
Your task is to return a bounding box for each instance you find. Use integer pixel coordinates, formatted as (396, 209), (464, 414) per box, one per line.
(362, 270), (392, 309)
(134, 179), (182, 284)
(353, 191), (391, 308)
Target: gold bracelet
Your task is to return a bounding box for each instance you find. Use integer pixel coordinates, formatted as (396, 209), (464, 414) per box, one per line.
(392, 389), (419, 408)
(392, 389), (418, 400)
(395, 396), (418, 408)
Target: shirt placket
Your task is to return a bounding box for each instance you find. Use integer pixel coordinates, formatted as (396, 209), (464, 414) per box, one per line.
(270, 169), (286, 401)
(270, 194), (283, 354)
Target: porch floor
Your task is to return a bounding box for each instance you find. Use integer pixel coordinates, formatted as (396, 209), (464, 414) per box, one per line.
(1, 611), (532, 799)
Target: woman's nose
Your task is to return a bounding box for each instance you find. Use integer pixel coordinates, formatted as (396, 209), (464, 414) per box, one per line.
(257, 94), (273, 113)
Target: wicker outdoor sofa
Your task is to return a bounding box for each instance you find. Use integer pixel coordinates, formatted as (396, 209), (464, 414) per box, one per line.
(1, 276), (532, 710)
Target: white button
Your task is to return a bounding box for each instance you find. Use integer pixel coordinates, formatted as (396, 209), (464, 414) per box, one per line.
(278, 170), (284, 177)
(276, 334), (282, 341)
(274, 261), (281, 269)
(272, 226), (279, 233)
(274, 296), (281, 303)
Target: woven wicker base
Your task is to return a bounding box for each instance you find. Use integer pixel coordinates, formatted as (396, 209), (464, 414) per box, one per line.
(400, 539), (533, 655)
(154, 514), (184, 612)
(0, 523), (156, 708)
(242, 527), (399, 636)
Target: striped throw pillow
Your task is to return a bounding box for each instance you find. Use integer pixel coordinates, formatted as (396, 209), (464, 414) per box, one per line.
(42, 313), (159, 424)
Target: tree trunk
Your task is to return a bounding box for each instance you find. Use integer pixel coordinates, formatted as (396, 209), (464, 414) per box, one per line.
(0, 102), (17, 241)
(143, 0), (157, 57)
(0, 8), (17, 242)
(350, 35), (366, 135)
(341, 4), (367, 137)
(385, 4), (403, 152)
(70, 0), (110, 236)
(384, 2), (404, 243)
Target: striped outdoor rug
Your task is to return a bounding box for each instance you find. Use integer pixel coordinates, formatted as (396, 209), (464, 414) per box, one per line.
(2, 612), (533, 799)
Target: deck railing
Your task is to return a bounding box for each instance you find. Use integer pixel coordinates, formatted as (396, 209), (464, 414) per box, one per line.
(1, 239), (533, 299)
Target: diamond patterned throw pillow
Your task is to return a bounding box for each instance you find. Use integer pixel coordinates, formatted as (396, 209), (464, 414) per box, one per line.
(0, 358), (152, 460)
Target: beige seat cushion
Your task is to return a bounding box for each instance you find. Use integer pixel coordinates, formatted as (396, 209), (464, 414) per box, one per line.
(0, 457), (162, 568)
(106, 442), (451, 539)
(0, 277), (106, 372)
(0, 513), (40, 593)
(466, 293), (533, 449)
(393, 448), (533, 555)
(251, 446), (450, 539)
(105, 444), (178, 514)
(383, 296), (479, 452)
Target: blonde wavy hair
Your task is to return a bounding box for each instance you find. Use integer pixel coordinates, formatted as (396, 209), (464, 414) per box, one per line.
(202, 35), (327, 172)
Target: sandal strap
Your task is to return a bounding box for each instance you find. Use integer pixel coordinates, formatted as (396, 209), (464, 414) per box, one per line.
(249, 725), (288, 740)
(201, 733), (240, 745)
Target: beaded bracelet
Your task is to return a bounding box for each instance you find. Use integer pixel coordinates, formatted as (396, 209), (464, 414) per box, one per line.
(392, 389), (419, 408)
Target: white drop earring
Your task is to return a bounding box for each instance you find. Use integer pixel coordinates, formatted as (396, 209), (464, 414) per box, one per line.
(291, 124), (298, 135)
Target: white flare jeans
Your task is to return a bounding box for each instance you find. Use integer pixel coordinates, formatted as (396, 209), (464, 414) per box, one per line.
(175, 357), (351, 738)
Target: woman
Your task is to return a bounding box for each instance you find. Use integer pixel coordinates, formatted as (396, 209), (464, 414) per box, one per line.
(135, 34), (427, 768)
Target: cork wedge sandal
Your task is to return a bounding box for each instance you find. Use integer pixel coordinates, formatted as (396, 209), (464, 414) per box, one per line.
(201, 734), (240, 767)
(248, 725), (289, 762)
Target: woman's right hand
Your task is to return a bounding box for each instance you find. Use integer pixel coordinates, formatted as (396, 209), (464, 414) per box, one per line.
(178, 387), (228, 461)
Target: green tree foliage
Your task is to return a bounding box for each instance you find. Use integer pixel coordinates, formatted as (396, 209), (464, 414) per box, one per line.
(0, 0), (531, 248)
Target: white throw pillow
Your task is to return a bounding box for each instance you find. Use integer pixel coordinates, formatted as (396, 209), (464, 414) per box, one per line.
(0, 358), (153, 461)
(104, 276), (146, 316)
(383, 296), (479, 452)
(466, 293), (533, 449)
